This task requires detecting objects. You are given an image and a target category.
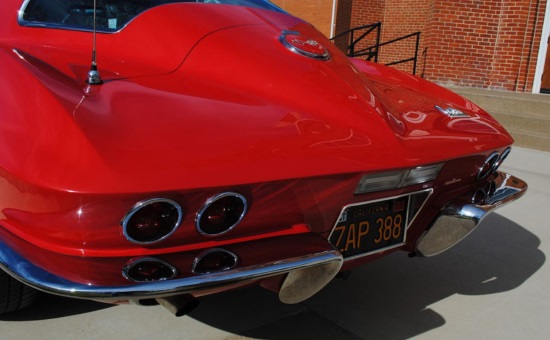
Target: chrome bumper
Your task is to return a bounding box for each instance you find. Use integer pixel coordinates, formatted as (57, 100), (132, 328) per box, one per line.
(416, 171), (527, 257)
(0, 233), (342, 304)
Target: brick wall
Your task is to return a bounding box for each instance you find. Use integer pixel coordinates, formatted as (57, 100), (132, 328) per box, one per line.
(350, 0), (385, 26)
(346, 1), (429, 74)
(271, 0), (335, 37)
(366, 1), (427, 74)
(336, 0), (384, 58)
(334, 0), (354, 51)
(349, 0), (547, 91)
(272, 0), (548, 92)
(424, 1), (499, 87)
(425, 0), (547, 91)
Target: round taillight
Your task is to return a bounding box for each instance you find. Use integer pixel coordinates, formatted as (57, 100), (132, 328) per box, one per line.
(123, 257), (177, 282)
(196, 193), (247, 236)
(122, 198), (182, 244)
(477, 152), (500, 180)
(192, 249), (239, 275)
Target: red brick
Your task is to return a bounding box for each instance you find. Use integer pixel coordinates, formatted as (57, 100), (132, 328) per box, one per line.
(273, 0), (548, 92)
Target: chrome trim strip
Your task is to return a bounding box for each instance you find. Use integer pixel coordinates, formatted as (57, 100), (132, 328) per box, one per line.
(416, 171), (527, 257)
(121, 198), (183, 245)
(0, 240), (342, 302)
(328, 189), (433, 261)
(196, 192), (248, 237)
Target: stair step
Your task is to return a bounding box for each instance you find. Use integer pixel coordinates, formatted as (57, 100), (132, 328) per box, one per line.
(452, 88), (550, 118)
(462, 94), (549, 118)
(491, 111), (550, 137)
(445, 87), (550, 152)
(506, 130), (550, 152)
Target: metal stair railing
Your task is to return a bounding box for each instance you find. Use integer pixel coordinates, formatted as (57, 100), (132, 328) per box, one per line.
(331, 23), (421, 75)
(331, 22), (381, 62)
(378, 31), (421, 75)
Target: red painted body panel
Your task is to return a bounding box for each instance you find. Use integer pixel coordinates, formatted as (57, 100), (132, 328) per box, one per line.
(0, 0), (523, 311)
(1, 1), (511, 194)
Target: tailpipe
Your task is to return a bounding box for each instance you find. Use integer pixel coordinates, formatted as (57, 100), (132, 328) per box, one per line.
(279, 256), (342, 304)
(416, 171), (527, 257)
(156, 294), (200, 317)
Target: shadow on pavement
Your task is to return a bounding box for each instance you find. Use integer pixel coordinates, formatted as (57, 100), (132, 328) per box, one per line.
(0, 293), (112, 321)
(189, 213), (545, 339)
(0, 213), (543, 340)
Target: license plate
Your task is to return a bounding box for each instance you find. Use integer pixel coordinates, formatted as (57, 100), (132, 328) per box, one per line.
(329, 196), (410, 259)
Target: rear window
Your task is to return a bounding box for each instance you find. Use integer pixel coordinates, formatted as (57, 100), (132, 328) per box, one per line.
(20, 0), (283, 32)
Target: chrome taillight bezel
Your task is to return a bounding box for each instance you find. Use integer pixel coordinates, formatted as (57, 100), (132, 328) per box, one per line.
(121, 198), (183, 245)
(192, 248), (239, 275)
(494, 147), (512, 172)
(122, 257), (178, 282)
(477, 152), (500, 180)
(478, 148), (512, 180)
(196, 192), (248, 237)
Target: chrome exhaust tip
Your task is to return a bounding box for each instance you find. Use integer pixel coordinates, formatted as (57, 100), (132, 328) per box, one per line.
(156, 295), (199, 317)
(416, 172), (527, 257)
(279, 257), (342, 304)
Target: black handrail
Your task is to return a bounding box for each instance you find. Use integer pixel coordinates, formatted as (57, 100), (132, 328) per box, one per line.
(331, 22), (381, 62)
(378, 31), (421, 75)
(331, 23), (421, 75)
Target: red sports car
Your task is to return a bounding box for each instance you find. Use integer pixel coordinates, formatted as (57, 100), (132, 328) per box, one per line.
(0, 0), (527, 316)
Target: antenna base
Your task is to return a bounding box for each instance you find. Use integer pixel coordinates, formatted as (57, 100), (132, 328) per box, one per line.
(87, 69), (103, 85)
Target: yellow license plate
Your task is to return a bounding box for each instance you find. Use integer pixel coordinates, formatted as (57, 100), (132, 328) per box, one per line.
(329, 196), (410, 259)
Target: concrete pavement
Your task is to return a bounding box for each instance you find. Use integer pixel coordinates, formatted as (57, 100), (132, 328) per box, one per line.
(1, 147), (549, 339)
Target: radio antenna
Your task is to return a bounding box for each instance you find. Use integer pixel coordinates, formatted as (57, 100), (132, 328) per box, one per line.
(87, 0), (103, 85)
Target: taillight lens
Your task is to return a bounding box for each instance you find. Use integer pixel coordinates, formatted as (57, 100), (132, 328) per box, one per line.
(355, 164), (443, 194)
(122, 198), (182, 244)
(196, 193), (247, 236)
(192, 249), (239, 275)
(123, 257), (177, 282)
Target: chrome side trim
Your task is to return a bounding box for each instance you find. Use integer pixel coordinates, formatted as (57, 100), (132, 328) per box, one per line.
(0, 236), (342, 302)
(416, 171), (527, 257)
